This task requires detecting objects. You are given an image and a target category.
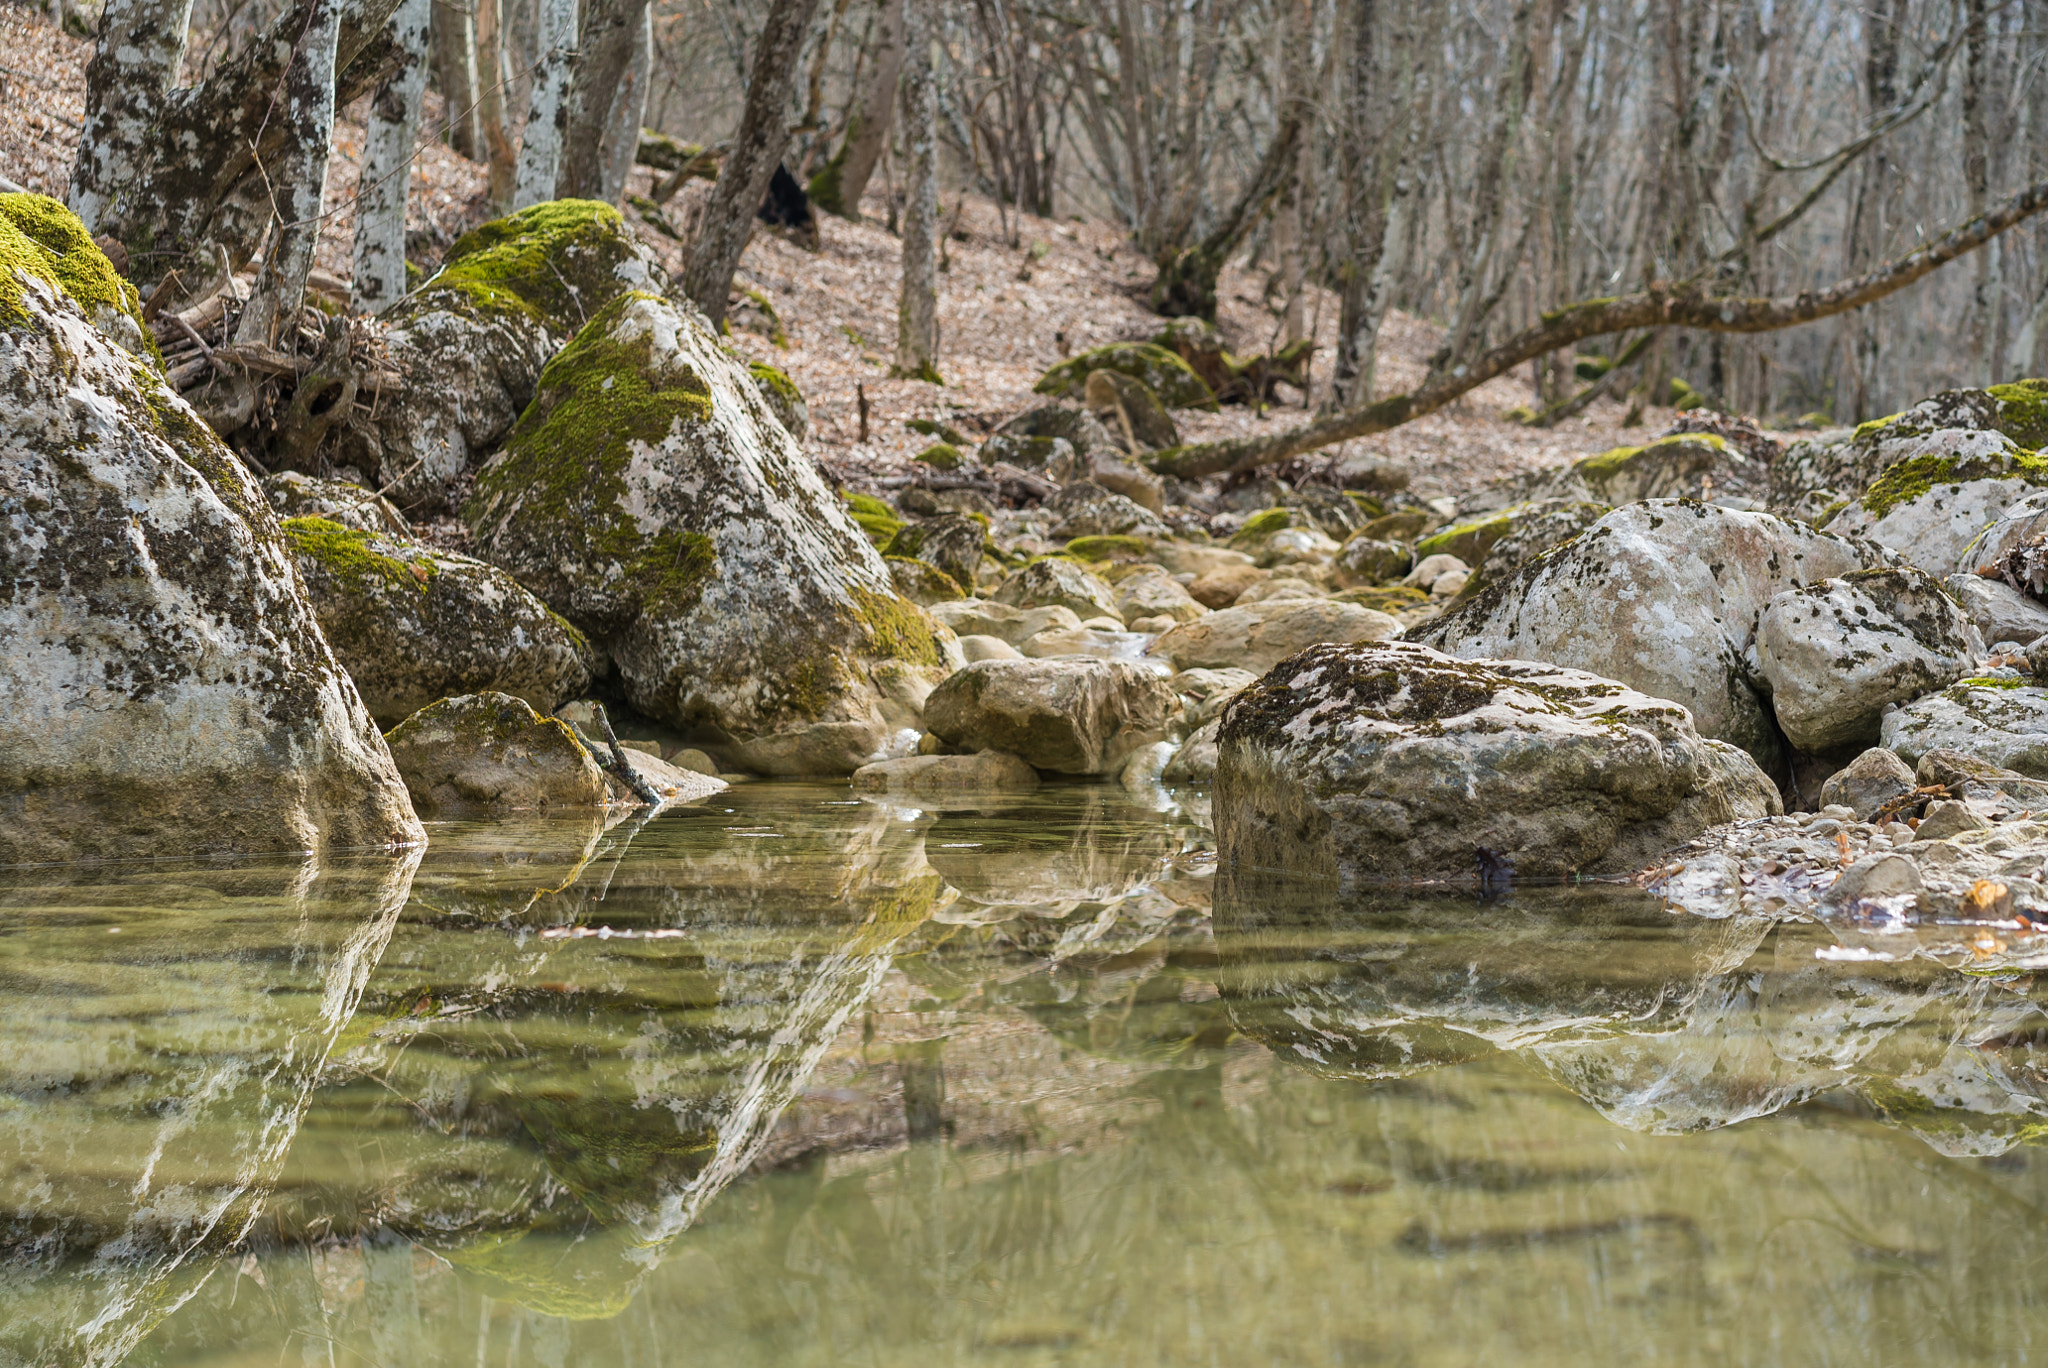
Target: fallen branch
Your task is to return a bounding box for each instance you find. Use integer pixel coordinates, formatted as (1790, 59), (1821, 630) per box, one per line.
(1150, 172), (2048, 480)
(587, 703), (665, 806)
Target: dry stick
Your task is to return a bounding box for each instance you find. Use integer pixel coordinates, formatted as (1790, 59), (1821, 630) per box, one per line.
(1150, 172), (2048, 481)
(590, 703), (664, 806)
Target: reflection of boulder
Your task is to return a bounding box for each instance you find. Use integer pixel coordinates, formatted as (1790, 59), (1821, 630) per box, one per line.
(921, 793), (1178, 906)
(1215, 880), (2048, 1152)
(0, 851), (419, 1367)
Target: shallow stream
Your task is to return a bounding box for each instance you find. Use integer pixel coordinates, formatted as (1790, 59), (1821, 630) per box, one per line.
(7, 782), (2048, 1366)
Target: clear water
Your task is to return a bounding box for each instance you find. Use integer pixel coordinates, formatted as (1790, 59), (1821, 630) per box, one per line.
(6, 782), (2048, 1368)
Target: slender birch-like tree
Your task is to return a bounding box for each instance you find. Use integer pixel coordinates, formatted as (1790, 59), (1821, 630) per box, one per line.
(351, 0), (430, 314)
(894, 0), (940, 380)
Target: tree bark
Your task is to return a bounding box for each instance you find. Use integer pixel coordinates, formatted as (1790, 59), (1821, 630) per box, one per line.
(556, 0), (651, 202)
(236, 0), (342, 348)
(512, 0), (576, 210)
(893, 0), (940, 379)
(680, 0), (821, 324)
(597, 3), (655, 203)
(1151, 171), (2048, 480)
(69, 0), (199, 232)
(474, 0), (516, 208)
(813, 0), (902, 218)
(1147, 100), (1305, 320)
(430, 0), (480, 158)
(351, 0), (430, 314)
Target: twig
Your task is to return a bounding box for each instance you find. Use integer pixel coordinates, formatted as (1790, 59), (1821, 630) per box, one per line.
(590, 704), (664, 806)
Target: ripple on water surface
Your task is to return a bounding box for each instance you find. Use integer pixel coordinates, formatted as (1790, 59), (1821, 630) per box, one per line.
(4, 782), (2048, 1366)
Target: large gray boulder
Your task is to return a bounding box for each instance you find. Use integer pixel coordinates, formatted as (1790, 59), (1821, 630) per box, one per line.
(1825, 428), (2048, 573)
(923, 659), (1182, 775)
(467, 291), (955, 775)
(338, 200), (668, 513)
(1770, 381), (2048, 506)
(1753, 568), (1981, 752)
(1880, 678), (2048, 777)
(1943, 572), (2048, 648)
(383, 693), (609, 813)
(1213, 642), (1781, 881)
(1411, 500), (1885, 767)
(0, 249), (422, 863)
(283, 517), (594, 726)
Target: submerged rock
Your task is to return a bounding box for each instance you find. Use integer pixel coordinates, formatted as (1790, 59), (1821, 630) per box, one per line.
(1214, 642), (1781, 881)
(1754, 568), (1981, 753)
(384, 693), (610, 813)
(340, 201), (668, 513)
(0, 244), (421, 863)
(923, 659), (1182, 776)
(467, 291), (953, 775)
(850, 751), (1041, 798)
(283, 516), (594, 726)
(1412, 500), (1884, 767)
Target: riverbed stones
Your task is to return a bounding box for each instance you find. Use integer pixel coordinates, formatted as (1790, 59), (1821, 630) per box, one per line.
(1818, 748), (1918, 821)
(1412, 500), (1885, 766)
(922, 659), (1182, 775)
(1112, 565), (1206, 624)
(1753, 567), (1981, 753)
(283, 517), (594, 726)
(339, 201), (667, 512)
(1150, 599), (1400, 675)
(385, 693), (609, 813)
(1880, 679), (2048, 777)
(1943, 572), (2048, 648)
(467, 291), (952, 775)
(0, 254), (422, 863)
(1213, 642), (1781, 881)
(850, 751), (1041, 798)
(1188, 562), (1267, 608)
(929, 598), (1085, 645)
(1826, 429), (2048, 573)
(992, 556), (1122, 621)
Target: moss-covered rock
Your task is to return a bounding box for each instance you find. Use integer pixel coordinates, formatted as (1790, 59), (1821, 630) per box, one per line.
(885, 513), (983, 593)
(337, 200), (668, 513)
(748, 359), (808, 439)
(1437, 498), (1610, 598)
(0, 273), (422, 861)
(914, 440), (967, 470)
(383, 692), (610, 813)
(283, 517), (595, 725)
(1826, 429), (2048, 572)
(0, 192), (156, 364)
(467, 291), (952, 774)
(1034, 341), (1217, 410)
(842, 490), (905, 547)
(262, 470), (411, 534)
(1773, 382), (2048, 506)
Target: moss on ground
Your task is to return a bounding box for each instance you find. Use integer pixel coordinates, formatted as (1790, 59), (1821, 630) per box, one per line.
(0, 193), (157, 363)
(283, 516), (437, 593)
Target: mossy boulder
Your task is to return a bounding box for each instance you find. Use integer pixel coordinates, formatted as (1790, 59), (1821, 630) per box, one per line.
(748, 359), (808, 439)
(338, 200), (667, 513)
(383, 692), (609, 813)
(842, 490), (904, 547)
(1458, 499), (1611, 598)
(1034, 341), (1217, 410)
(0, 192), (154, 364)
(885, 513), (984, 593)
(1825, 429), (2048, 572)
(888, 555), (969, 606)
(466, 291), (953, 774)
(1333, 535), (1412, 587)
(1085, 368), (1180, 449)
(283, 517), (595, 726)
(0, 271), (421, 861)
(1213, 641), (1782, 881)
(1772, 382), (2048, 506)
(262, 470), (410, 534)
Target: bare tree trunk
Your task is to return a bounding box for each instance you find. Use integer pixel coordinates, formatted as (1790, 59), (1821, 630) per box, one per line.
(556, 0), (651, 201)
(351, 0), (429, 314)
(431, 0), (480, 157)
(69, 0), (198, 232)
(475, 0), (516, 208)
(598, 2), (655, 203)
(680, 0), (821, 324)
(237, 0), (342, 348)
(1275, 0), (1310, 346)
(2016, 0), (2048, 376)
(1842, 0), (1904, 418)
(814, 0), (903, 218)
(512, 0), (576, 209)
(894, 0), (940, 379)
(1964, 0), (1992, 377)
(1331, 0), (1379, 401)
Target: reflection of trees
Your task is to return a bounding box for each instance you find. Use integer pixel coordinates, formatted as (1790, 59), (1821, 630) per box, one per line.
(1215, 882), (2048, 1155)
(0, 849), (419, 1368)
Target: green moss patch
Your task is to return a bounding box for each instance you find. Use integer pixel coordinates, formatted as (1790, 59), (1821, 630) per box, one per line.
(1230, 508), (1294, 545)
(0, 193), (154, 360)
(1858, 446), (2048, 520)
(914, 441), (966, 470)
(1064, 534), (1151, 562)
(850, 586), (946, 666)
(749, 359), (801, 405)
(419, 199), (628, 331)
(1989, 379), (2048, 449)
(1035, 341), (1217, 410)
(283, 516), (437, 593)
(841, 491), (903, 547)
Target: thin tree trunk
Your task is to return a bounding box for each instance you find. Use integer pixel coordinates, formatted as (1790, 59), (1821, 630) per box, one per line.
(237, 0), (341, 348)
(818, 0), (903, 218)
(894, 0), (940, 379)
(475, 0), (516, 207)
(1276, 0), (1310, 346)
(512, 0), (575, 209)
(555, 0), (650, 201)
(597, 2), (654, 203)
(69, 0), (198, 232)
(431, 0), (480, 157)
(1331, 0), (1379, 401)
(1842, 0), (1904, 418)
(1964, 0), (1992, 377)
(680, 0), (822, 324)
(351, 0), (429, 314)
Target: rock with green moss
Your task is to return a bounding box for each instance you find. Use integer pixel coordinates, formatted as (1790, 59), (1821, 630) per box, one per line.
(1468, 434), (1742, 516)
(1034, 342), (1217, 410)
(1461, 499), (1611, 597)
(1214, 641), (1782, 880)
(0, 272), (421, 862)
(885, 513), (984, 593)
(989, 402), (1118, 458)
(1048, 480), (1169, 539)
(1881, 679), (2048, 776)
(0, 192), (155, 364)
(1756, 568), (1983, 752)
(1411, 501), (1889, 770)
(1772, 383), (2048, 507)
(338, 201), (667, 513)
(748, 360), (809, 439)
(1333, 535), (1412, 587)
(888, 555), (969, 605)
(283, 516), (595, 725)
(263, 470), (412, 534)
(1229, 507), (1342, 569)
(1085, 368), (1180, 449)
(923, 659), (1183, 775)
(842, 490), (904, 546)
(992, 556), (1121, 621)
(383, 692), (610, 813)
(467, 291), (955, 774)
(913, 440), (967, 470)
(1825, 430), (2048, 573)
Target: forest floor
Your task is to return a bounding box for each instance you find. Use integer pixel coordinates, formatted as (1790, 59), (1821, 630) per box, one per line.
(0, 1), (1679, 501)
